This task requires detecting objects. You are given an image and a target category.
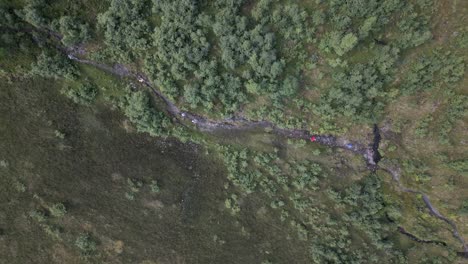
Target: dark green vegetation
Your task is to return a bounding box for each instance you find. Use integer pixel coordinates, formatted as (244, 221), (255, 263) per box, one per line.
(1, 0), (467, 263)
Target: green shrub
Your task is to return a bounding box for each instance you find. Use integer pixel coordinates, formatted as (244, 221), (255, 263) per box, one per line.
(270, 200), (285, 209)
(402, 52), (465, 94)
(290, 220), (308, 241)
(447, 160), (468, 174)
(49, 203), (67, 218)
(149, 180), (160, 193)
(97, 0), (151, 59)
(396, 8), (432, 49)
(15, 0), (48, 28)
(127, 178), (143, 193)
(386, 206), (402, 222)
(43, 224), (61, 240)
(75, 233), (97, 255)
(29, 210), (47, 223)
(61, 82), (97, 105)
(125, 192), (135, 201)
(414, 116), (433, 138)
(317, 62), (387, 121)
(459, 200), (468, 215)
(30, 52), (79, 80)
(13, 180), (26, 193)
(122, 91), (171, 137)
(224, 194), (240, 214)
(54, 130), (65, 139)
(53, 16), (91, 47)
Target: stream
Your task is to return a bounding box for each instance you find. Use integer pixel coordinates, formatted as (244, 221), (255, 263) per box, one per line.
(68, 55), (381, 168)
(381, 165), (468, 256)
(68, 53), (468, 257)
(398, 226), (447, 246)
(8, 26), (465, 257)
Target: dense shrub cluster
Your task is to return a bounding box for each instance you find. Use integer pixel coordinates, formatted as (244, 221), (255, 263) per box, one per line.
(121, 90), (171, 137)
(447, 159), (468, 174)
(75, 233), (97, 255)
(97, 0), (151, 61)
(15, 0), (91, 47)
(317, 63), (386, 120)
(0, 8), (19, 28)
(30, 51), (79, 80)
(15, 0), (49, 28)
(438, 94), (467, 144)
(402, 51), (465, 94)
(310, 174), (406, 263)
(52, 16), (90, 47)
(318, 0), (404, 56)
(12, 0), (458, 127)
(219, 145), (407, 263)
(61, 81), (97, 105)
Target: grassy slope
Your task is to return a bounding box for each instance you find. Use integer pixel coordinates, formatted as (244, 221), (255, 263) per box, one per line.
(0, 78), (318, 264)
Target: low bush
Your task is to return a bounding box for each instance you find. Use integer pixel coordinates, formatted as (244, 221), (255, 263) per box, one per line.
(61, 81), (97, 105)
(75, 233), (97, 255)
